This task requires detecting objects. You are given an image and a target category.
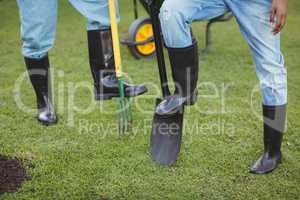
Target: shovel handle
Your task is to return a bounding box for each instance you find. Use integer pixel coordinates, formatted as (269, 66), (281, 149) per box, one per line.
(108, 0), (122, 78)
(133, 0), (138, 19)
(147, 1), (170, 97)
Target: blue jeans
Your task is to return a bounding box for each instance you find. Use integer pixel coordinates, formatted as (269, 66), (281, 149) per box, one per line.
(159, 0), (287, 106)
(16, 0), (119, 59)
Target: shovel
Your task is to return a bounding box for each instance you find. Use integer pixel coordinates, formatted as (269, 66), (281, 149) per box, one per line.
(108, 0), (133, 134)
(147, 0), (185, 166)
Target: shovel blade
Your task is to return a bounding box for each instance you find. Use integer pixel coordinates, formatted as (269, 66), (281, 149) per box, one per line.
(151, 98), (184, 166)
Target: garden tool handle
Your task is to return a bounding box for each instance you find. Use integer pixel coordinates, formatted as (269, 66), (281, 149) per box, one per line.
(108, 0), (122, 78)
(148, 1), (170, 97)
(133, 0), (138, 19)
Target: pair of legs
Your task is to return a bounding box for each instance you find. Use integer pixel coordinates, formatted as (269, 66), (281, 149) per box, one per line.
(16, 0), (147, 125)
(158, 0), (287, 174)
(17, 0), (115, 59)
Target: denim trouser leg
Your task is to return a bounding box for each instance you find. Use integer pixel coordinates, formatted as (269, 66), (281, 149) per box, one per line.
(69, 0), (119, 30)
(16, 0), (58, 59)
(226, 0), (287, 106)
(159, 0), (228, 48)
(159, 0), (287, 106)
(17, 0), (118, 58)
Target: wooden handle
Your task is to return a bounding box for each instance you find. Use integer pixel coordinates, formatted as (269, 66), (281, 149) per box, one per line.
(108, 0), (122, 78)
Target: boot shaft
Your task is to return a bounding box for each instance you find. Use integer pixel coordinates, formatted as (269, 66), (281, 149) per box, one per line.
(87, 29), (115, 79)
(263, 104), (286, 156)
(24, 56), (51, 109)
(167, 40), (199, 98)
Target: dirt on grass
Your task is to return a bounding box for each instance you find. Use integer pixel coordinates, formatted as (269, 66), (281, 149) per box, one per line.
(0, 155), (28, 195)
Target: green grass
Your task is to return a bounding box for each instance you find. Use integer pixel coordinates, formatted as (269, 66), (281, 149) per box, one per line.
(1, 0), (300, 199)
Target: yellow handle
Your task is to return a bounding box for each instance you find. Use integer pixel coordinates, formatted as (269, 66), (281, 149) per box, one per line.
(108, 0), (122, 78)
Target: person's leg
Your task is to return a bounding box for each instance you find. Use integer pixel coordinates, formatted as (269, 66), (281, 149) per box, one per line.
(69, 0), (147, 100)
(226, 0), (287, 174)
(160, 0), (229, 48)
(69, 0), (119, 30)
(16, 0), (58, 125)
(156, 0), (228, 115)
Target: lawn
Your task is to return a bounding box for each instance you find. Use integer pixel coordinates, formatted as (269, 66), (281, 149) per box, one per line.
(0, 0), (300, 199)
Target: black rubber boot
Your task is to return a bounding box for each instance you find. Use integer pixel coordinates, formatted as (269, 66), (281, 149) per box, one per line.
(24, 56), (57, 125)
(87, 29), (147, 100)
(156, 39), (199, 115)
(250, 104), (286, 174)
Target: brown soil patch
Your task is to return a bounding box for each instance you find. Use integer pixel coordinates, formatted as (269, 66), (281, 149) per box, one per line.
(0, 155), (28, 195)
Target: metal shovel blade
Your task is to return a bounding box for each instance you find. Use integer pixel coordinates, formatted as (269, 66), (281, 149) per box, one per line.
(151, 98), (184, 166)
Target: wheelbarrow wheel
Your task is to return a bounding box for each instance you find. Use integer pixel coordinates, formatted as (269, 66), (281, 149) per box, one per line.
(128, 17), (156, 59)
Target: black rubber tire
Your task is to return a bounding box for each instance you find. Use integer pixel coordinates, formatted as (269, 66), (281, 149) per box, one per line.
(128, 17), (156, 60)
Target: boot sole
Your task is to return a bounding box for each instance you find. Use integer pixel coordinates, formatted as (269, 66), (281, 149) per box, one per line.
(37, 118), (58, 126)
(95, 93), (117, 100)
(249, 155), (282, 174)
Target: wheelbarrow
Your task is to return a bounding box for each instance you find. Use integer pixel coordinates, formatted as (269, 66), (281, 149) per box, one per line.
(121, 0), (233, 59)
